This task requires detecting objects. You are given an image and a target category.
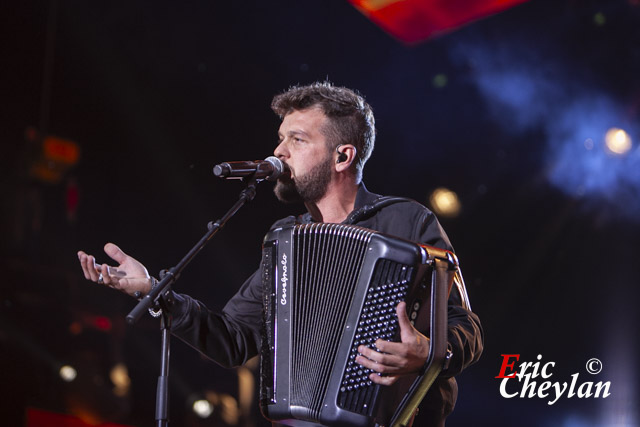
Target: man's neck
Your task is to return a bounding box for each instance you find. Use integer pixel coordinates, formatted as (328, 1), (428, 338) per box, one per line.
(305, 180), (359, 223)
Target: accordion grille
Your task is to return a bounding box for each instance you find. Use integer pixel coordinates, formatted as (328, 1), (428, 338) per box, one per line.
(290, 223), (373, 417)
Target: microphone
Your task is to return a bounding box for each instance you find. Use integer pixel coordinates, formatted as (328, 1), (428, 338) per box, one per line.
(213, 156), (289, 181)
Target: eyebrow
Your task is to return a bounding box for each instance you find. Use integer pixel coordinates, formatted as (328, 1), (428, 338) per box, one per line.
(278, 129), (310, 139)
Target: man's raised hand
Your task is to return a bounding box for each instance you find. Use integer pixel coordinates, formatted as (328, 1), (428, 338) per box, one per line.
(77, 243), (152, 298)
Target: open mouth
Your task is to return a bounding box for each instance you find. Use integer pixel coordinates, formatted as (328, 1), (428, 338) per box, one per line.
(281, 163), (294, 181)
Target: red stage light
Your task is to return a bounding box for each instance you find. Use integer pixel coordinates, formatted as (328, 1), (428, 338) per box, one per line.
(94, 316), (112, 332)
(27, 408), (133, 427)
(349, 0), (530, 43)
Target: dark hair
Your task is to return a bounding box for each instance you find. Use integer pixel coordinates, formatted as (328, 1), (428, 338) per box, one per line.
(271, 82), (375, 181)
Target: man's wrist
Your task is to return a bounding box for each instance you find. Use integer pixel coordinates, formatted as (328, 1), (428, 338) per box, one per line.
(147, 277), (163, 317)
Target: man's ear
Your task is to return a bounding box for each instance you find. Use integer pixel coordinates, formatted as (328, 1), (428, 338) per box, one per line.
(335, 144), (357, 172)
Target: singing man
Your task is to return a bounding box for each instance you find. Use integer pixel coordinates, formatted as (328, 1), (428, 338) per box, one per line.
(78, 82), (483, 426)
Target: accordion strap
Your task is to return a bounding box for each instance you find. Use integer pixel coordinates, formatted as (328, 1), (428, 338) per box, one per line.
(390, 257), (453, 427)
(344, 196), (413, 224)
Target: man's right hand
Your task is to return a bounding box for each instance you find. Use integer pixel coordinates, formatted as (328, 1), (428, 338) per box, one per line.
(77, 243), (152, 298)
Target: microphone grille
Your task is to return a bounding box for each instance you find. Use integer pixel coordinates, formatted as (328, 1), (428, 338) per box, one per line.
(212, 162), (231, 177)
(264, 156), (287, 181)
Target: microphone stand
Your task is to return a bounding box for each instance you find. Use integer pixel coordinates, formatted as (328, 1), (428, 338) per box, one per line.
(126, 174), (262, 427)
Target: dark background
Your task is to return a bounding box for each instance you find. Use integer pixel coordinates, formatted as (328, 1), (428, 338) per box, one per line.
(1, 0), (639, 426)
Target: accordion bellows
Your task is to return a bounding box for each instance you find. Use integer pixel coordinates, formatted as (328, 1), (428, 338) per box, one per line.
(260, 223), (452, 427)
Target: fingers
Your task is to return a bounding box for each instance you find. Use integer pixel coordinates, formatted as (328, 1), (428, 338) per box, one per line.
(355, 347), (401, 386)
(77, 251), (90, 279)
(357, 345), (404, 370)
(370, 373), (398, 386)
(78, 251), (100, 282)
(104, 242), (128, 265)
(100, 263), (113, 286)
(77, 250), (119, 287)
(355, 349), (401, 385)
(396, 301), (415, 342)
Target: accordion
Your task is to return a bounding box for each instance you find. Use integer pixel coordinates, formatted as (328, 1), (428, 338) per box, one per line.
(259, 223), (456, 427)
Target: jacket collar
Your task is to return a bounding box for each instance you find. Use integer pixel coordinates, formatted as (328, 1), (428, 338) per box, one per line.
(299, 183), (379, 224)
(353, 183), (381, 211)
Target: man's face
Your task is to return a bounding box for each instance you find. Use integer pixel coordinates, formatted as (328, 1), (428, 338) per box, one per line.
(273, 107), (334, 204)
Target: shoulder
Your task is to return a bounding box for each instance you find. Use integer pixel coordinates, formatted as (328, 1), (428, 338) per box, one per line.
(371, 195), (436, 224)
(384, 197), (433, 216)
(365, 196), (452, 250)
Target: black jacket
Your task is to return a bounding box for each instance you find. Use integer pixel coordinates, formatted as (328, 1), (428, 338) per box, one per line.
(171, 184), (483, 425)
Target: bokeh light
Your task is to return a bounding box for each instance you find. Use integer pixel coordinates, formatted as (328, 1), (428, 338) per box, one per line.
(605, 128), (632, 155)
(59, 365), (77, 382)
(192, 399), (214, 418)
(429, 188), (461, 217)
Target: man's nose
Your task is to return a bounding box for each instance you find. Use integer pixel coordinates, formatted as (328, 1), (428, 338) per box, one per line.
(274, 140), (288, 159)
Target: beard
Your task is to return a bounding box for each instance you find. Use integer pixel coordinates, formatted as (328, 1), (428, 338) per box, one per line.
(274, 155), (333, 204)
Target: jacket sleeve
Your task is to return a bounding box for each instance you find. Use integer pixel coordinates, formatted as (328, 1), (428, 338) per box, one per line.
(417, 209), (484, 378)
(168, 216), (298, 368)
(170, 268), (264, 368)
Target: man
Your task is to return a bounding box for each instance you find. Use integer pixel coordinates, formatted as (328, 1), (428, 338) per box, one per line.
(78, 82), (483, 426)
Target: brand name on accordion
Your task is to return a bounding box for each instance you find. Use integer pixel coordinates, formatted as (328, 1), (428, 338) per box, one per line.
(280, 253), (288, 305)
